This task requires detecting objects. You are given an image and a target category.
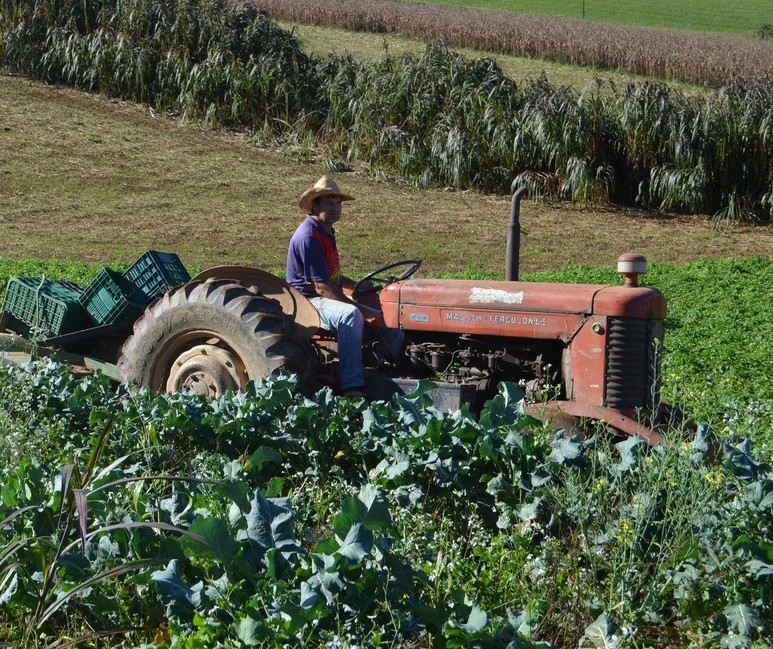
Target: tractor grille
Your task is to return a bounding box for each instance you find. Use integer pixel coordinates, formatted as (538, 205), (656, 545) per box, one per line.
(605, 317), (663, 409)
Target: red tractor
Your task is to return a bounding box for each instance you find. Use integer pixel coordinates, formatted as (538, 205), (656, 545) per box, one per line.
(113, 189), (669, 442)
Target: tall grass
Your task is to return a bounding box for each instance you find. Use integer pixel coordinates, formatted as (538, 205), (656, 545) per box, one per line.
(1, 0), (321, 129)
(321, 49), (772, 220)
(1, 0), (771, 223)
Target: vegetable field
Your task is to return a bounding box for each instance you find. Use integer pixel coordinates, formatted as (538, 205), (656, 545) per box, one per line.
(0, 256), (771, 647)
(0, 363), (771, 648)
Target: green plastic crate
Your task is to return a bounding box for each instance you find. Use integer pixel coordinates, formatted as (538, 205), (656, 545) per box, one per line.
(122, 250), (190, 306)
(2, 277), (90, 337)
(79, 268), (144, 326)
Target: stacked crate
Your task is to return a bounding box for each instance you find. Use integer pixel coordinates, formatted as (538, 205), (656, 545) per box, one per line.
(79, 251), (190, 325)
(78, 268), (144, 326)
(2, 251), (190, 336)
(121, 250), (191, 307)
(2, 277), (90, 337)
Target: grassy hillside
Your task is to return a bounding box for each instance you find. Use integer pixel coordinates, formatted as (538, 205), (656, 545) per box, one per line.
(416, 0), (773, 36)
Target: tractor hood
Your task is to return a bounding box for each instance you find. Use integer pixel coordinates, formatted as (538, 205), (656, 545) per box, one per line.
(380, 279), (665, 333)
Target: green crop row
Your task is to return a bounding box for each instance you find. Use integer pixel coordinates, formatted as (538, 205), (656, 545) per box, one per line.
(1, 0), (772, 224)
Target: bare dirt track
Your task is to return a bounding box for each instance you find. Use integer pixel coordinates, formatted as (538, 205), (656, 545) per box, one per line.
(1, 73), (771, 277)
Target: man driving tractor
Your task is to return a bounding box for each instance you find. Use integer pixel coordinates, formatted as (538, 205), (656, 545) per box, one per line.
(286, 176), (403, 397)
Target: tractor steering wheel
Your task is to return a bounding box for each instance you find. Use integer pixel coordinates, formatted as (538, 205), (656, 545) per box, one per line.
(353, 259), (422, 294)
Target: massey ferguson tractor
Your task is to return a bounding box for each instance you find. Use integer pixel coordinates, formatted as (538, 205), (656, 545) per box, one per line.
(1, 190), (669, 442)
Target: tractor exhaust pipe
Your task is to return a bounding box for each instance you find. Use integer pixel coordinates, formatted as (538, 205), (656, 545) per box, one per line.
(506, 188), (526, 281)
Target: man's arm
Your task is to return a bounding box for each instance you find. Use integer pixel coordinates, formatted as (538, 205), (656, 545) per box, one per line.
(312, 280), (383, 326)
(342, 275), (376, 293)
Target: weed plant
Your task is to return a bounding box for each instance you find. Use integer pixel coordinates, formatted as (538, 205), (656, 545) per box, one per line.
(1, 0), (772, 224)
(0, 363), (771, 647)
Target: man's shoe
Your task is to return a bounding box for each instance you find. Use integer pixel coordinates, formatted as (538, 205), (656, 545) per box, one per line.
(341, 387), (367, 398)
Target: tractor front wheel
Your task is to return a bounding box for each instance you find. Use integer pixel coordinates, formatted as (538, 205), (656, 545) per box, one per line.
(118, 279), (315, 396)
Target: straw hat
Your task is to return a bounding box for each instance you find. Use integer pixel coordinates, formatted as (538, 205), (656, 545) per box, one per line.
(299, 176), (354, 213)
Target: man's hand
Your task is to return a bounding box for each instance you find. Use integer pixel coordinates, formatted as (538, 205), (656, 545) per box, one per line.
(313, 280), (347, 302)
(313, 280), (385, 326)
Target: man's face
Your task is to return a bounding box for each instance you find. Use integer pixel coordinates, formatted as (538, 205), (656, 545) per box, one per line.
(313, 195), (343, 226)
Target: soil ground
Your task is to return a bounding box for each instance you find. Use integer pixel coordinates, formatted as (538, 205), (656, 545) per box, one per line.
(1, 72), (771, 277)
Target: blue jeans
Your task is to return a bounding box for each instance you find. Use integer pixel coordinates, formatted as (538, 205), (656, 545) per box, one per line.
(310, 297), (403, 391)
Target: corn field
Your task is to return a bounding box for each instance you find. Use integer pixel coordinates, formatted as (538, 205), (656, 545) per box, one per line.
(1, 0), (772, 223)
(0, 0), (320, 126)
(253, 0), (773, 88)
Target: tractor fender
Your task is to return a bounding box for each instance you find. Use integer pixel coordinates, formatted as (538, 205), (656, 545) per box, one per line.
(190, 266), (320, 338)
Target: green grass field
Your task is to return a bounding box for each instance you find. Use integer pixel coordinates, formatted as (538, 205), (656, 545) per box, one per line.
(415, 0), (773, 35)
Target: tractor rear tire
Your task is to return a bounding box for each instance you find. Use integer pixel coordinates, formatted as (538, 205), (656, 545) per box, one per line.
(117, 278), (315, 396)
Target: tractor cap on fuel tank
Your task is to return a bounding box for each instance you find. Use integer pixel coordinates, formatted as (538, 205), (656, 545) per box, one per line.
(617, 253), (647, 287)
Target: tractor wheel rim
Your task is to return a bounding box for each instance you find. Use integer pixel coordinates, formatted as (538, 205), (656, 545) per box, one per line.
(166, 344), (247, 396)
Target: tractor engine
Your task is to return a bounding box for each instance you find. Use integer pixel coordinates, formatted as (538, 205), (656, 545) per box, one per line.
(402, 334), (562, 404)
(378, 257), (666, 433)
